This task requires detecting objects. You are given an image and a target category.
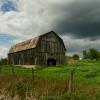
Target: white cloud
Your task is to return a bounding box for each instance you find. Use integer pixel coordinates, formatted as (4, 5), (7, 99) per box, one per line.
(0, 45), (8, 58)
(0, 0), (48, 38)
(0, 0), (76, 39)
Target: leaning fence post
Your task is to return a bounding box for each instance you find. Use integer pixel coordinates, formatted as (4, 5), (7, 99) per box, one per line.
(32, 67), (34, 81)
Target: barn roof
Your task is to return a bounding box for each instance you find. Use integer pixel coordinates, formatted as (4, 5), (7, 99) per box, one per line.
(9, 31), (66, 54)
(9, 37), (39, 53)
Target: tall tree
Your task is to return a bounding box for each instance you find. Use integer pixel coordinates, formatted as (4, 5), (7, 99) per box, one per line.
(89, 48), (99, 60)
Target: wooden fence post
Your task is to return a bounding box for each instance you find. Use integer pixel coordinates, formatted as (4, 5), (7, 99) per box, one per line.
(68, 69), (75, 99)
(32, 68), (34, 81)
(11, 64), (15, 74)
(0, 63), (1, 73)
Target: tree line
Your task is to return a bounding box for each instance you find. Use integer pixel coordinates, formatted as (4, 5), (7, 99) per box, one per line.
(0, 58), (8, 65)
(83, 48), (100, 60)
(69, 48), (100, 61)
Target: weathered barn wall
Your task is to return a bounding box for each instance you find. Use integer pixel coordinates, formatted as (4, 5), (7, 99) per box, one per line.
(8, 31), (66, 66)
(36, 32), (65, 65)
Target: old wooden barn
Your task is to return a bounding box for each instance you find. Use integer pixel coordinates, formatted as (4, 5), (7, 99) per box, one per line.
(8, 31), (66, 66)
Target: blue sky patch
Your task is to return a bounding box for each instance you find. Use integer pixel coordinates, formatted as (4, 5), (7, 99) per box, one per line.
(0, 0), (17, 12)
(0, 33), (16, 46)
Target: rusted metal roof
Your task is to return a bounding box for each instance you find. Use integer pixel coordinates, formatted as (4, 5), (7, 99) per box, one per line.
(9, 37), (39, 53)
(8, 31), (66, 54)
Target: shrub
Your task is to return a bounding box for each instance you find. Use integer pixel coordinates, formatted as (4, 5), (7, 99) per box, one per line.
(72, 54), (79, 60)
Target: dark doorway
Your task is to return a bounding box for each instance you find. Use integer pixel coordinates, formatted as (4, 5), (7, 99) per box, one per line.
(47, 58), (56, 66)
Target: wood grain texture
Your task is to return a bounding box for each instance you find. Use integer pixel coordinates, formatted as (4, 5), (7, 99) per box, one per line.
(8, 31), (66, 66)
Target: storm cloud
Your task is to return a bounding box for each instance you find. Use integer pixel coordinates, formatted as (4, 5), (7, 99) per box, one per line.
(50, 0), (100, 39)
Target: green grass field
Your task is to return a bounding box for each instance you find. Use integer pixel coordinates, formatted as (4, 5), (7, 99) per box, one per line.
(0, 60), (100, 99)
(1, 60), (100, 84)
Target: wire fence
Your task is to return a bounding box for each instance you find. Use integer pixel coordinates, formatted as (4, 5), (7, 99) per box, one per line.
(0, 64), (76, 99)
(0, 64), (35, 81)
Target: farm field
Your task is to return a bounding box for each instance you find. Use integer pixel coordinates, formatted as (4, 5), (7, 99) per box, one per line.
(0, 60), (100, 99)
(1, 60), (100, 84)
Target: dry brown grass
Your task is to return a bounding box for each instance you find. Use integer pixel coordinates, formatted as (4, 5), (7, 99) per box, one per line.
(0, 74), (100, 100)
(65, 56), (76, 65)
(0, 74), (69, 100)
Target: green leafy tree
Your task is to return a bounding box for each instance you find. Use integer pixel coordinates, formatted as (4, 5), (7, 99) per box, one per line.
(89, 48), (99, 60)
(83, 48), (100, 60)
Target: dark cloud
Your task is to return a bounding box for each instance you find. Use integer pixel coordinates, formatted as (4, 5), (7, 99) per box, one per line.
(51, 0), (100, 39)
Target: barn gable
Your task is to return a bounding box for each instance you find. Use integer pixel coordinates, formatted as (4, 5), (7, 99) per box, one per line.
(40, 31), (66, 49)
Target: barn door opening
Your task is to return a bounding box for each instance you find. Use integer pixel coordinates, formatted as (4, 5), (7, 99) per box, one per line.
(47, 58), (56, 66)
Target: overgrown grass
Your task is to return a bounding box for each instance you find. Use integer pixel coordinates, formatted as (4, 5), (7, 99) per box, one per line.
(1, 60), (100, 84)
(0, 60), (100, 99)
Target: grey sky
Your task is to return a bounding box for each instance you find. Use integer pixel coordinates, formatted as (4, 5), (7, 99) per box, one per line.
(0, 0), (100, 58)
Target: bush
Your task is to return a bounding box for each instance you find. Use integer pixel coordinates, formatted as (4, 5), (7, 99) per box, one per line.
(0, 58), (8, 65)
(72, 54), (79, 60)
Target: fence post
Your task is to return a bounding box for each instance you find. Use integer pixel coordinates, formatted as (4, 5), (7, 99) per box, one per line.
(32, 67), (34, 81)
(0, 63), (1, 73)
(68, 68), (75, 99)
(11, 64), (15, 74)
